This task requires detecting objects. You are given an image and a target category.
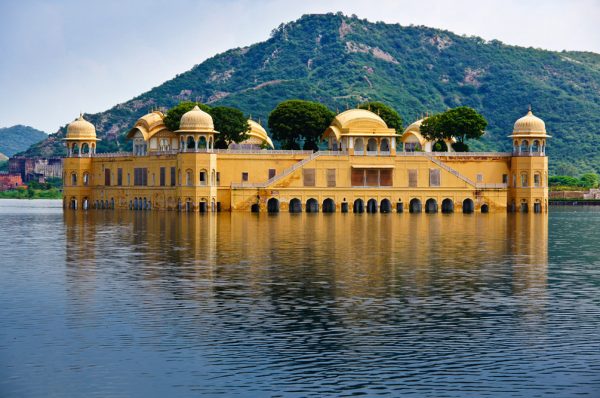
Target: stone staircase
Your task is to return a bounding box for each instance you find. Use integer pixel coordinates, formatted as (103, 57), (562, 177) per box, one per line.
(423, 153), (477, 187)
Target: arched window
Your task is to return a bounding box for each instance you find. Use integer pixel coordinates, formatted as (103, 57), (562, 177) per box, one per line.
(532, 140), (540, 152)
(83, 172), (89, 186)
(71, 172), (77, 186)
(520, 140), (529, 153)
(367, 138), (377, 154)
(534, 173), (541, 187)
(521, 172), (528, 187)
(198, 136), (207, 150)
(81, 143), (89, 156)
(186, 136), (195, 150)
(211, 170), (216, 185)
(354, 138), (364, 154)
(199, 170), (207, 185)
(380, 138), (390, 153)
(186, 170), (193, 186)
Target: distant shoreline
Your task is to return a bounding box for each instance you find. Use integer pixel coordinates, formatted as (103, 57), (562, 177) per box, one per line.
(550, 200), (600, 206)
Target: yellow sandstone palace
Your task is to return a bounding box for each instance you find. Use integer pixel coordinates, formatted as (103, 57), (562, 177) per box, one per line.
(62, 105), (549, 213)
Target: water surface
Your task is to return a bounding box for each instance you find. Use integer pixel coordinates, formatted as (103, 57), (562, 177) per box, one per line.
(1, 199), (599, 397)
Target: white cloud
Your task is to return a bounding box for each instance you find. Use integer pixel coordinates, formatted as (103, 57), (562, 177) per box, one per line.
(0, 0), (598, 132)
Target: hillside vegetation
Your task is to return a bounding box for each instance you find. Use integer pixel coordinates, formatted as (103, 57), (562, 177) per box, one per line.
(0, 125), (47, 156)
(22, 13), (600, 174)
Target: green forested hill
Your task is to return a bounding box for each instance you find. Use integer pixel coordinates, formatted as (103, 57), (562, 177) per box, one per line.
(23, 13), (600, 173)
(0, 125), (47, 157)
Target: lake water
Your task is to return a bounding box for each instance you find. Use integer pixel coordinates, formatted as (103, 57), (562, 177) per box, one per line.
(0, 199), (599, 397)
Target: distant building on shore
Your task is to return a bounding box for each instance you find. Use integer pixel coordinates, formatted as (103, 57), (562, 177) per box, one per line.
(62, 106), (550, 213)
(9, 156), (63, 183)
(0, 172), (25, 191)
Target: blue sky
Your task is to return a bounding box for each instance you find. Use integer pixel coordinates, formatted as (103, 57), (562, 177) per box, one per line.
(0, 0), (598, 133)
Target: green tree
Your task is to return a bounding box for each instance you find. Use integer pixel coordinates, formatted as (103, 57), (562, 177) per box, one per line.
(579, 173), (599, 188)
(268, 100), (335, 150)
(209, 106), (250, 149)
(164, 101), (211, 132)
(419, 113), (444, 142)
(419, 107), (487, 152)
(358, 102), (403, 133)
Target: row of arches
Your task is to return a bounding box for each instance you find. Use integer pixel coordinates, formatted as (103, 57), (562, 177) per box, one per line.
(258, 198), (485, 214)
(353, 137), (391, 155)
(67, 141), (96, 157)
(94, 198), (115, 209)
(129, 197), (151, 210)
(181, 135), (215, 152)
(513, 139), (546, 155)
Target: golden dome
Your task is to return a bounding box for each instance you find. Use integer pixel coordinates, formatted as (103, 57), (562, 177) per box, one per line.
(403, 118), (424, 134)
(66, 113), (97, 140)
(324, 109), (396, 141)
(332, 109), (388, 130)
(512, 108), (546, 135)
(245, 119), (274, 148)
(176, 105), (215, 133)
(127, 110), (167, 140)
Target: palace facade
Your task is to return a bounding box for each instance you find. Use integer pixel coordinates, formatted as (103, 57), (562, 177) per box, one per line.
(62, 106), (549, 213)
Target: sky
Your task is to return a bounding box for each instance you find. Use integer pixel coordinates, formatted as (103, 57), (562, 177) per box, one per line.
(0, 0), (598, 133)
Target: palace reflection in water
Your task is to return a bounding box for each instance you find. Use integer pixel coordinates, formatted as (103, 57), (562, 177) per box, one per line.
(8, 203), (600, 397)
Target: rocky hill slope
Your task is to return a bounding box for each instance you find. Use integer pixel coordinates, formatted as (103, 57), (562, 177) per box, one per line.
(22, 13), (600, 173)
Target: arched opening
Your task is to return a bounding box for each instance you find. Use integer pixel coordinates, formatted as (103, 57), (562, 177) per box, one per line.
(133, 197), (139, 210)
(81, 143), (89, 156)
(251, 203), (260, 213)
(441, 198), (454, 213)
(199, 200), (207, 213)
(289, 198), (302, 213)
(199, 170), (207, 186)
(367, 138), (377, 153)
(83, 172), (89, 186)
(72, 143), (80, 157)
(111, 198), (115, 209)
(186, 136), (195, 150)
(71, 172), (77, 186)
(532, 140), (540, 153)
(354, 138), (364, 154)
(70, 197), (77, 209)
(186, 170), (193, 186)
(433, 140), (448, 152)
(185, 199), (192, 212)
(481, 204), (489, 213)
(425, 198), (438, 213)
(396, 201), (403, 213)
(353, 198), (364, 213)
(533, 200), (542, 213)
(409, 198), (422, 213)
(380, 139), (390, 153)
(463, 198), (474, 213)
(198, 136), (207, 150)
(380, 199), (392, 213)
(520, 140), (529, 153)
(366, 198), (378, 213)
(521, 201), (529, 213)
(267, 198), (280, 213)
(322, 198), (335, 213)
(306, 198), (319, 213)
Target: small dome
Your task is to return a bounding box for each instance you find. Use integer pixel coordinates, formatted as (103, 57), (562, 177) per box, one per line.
(403, 118), (424, 134)
(176, 105), (215, 133)
(513, 108), (546, 135)
(333, 109), (388, 130)
(66, 114), (96, 140)
(245, 119), (274, 148)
